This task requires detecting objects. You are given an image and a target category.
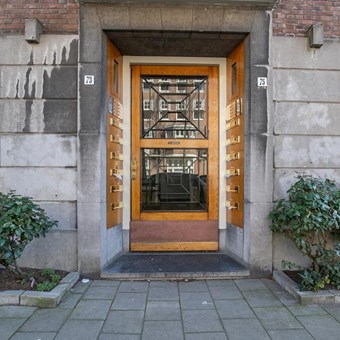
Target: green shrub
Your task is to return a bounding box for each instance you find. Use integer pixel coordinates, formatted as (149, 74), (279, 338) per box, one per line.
(269, 174), (340, 291)
(0, 191), (58, 276)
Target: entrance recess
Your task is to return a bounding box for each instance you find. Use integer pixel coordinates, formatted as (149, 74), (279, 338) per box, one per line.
(130, 65), (219, 251)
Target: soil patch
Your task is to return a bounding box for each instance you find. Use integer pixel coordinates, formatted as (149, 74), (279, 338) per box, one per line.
(0, 267), (68, 291)
(284, 270), (337, 290)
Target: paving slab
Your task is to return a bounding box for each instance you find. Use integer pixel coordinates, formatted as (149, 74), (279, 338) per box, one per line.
(322, 304), (340, 322)
(234, 279), (268, 291)
(297, 314), (340, 340)
(99, 334), (140, 340)
(185, 332), (228, 340)
(182, 309), (224, 333)
(111, 292), (147, 310)
(242, 290), (283, 308)
(55, 319), (103, 340)
(272, 290), (299, 306)
(215, 299), (255, 319)
(69, 299), (111, 320)
(288, 304), (328, 316)
(267, 329), (314, 340)
(145, 300), (181, 321)
(10, 332), (57, 340)
(83, 286), (118, 300)
(142, 320), (184, 340)
(207, 280), (237, 288)
(71, 281), (90, 293)
(19, 307), (72, 332)
(0, 318), (27, 340)
(118, 281), (149, 293)
(262, 279), (284, 292)
(149, 280), (178, 289)
(222, 318), (270, 340)
(58, 292), (82, 309)
(0, 305), (36, 318)
(209, 286), (243, 300)
(148, 287), (179, 301)
(101, 310), (144, 334)
(178, 280), (209, 292)
(91, 280), (120, 287)
(253, 306), (303, 330)
(180, 291), (215, 310)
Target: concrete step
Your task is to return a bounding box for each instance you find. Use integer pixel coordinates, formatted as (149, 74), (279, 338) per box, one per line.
(101, 253), (250, 280)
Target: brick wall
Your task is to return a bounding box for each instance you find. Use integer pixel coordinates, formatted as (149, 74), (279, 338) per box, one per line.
(273, 0), (340, 38)
(0, 0), (79, 34)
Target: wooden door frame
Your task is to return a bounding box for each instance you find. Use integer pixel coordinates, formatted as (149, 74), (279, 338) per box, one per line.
(130, 64), (220, 251)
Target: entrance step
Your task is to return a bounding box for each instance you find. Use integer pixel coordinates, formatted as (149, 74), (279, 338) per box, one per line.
(101, 253), (250, 280)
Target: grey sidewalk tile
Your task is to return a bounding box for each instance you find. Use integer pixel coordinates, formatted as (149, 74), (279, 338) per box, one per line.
(91, 280), (120, 287)
(69, 299), (111, 320)
(272, 290), (299, 306)
(180, 292), (215, 310)
(297, 315), (340, 340)
(59, 292), (82, 309)
(222, 318), (270, 340)
(215, 299), (255, 319)
(102, 310), (144, 334)
(288, 304), (328, 316)
(242, 290), (283, 308)
(261, 279), (284, 292)
(71, 281), (90, 293)
(145, 300), (181, 321)
(0, 318), (27, 340)
(207, 280), (237, 288)
(83, 286), (118, 300)
(253, 306), (303, 330)
(148, 287), (179, 301)
(234, 279), (268, 291)
(118, 281), (149, 293)
(99, 334), (140, 340)
(55, 319), (103, 340)
(185, 332), (228, 340)
(267, 329), (314, 340)
(179, 281), (209, 292)
(10, 332), (56, 340)
(19, 307), (71, 332)
(0, 306), (36, 318)
(111, 292), (147, 310)
(182, 309), (224, 333)
(142, 320), (184, 340)
(322, 304), (340, 322)
(209, 286), (243, 300)
(149, 281), (178, 289)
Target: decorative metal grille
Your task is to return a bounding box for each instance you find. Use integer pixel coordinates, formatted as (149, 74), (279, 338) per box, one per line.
(141, 76), (208, 139)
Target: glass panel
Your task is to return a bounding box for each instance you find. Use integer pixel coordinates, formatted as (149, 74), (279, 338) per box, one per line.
(113, 60), (119, 94)
(232, 62), (237, 96)
(141, 148), (208, 211)
(141, 76), (208, 139)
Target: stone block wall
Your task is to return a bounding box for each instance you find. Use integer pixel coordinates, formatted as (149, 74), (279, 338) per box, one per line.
(273, 0), (340, 38)
(0, 35), (79, 271)
(272, 36), (340, 268)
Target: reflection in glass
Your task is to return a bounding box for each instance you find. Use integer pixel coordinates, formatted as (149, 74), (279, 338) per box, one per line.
(141, 149), (208, 211)
(141, 77), (208, 139)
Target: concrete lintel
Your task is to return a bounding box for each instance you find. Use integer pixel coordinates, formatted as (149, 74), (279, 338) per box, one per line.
(78, 0), (277, 10)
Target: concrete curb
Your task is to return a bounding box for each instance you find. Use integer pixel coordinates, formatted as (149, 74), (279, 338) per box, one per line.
(273, 270), (339, 305)
(0, 272), (79, 308)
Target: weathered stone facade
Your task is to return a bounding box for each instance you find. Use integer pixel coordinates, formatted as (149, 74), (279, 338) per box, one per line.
(0, 0), (339, 275)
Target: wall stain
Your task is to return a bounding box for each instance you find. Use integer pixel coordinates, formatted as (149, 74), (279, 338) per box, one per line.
(23, 100), (33, 132)
(28, 51), (33, 65)
(24, 67), (32, 98)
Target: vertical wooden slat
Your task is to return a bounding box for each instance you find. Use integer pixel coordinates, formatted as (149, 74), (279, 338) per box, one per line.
(106, 38), (124, 228)
(226, 41), (245, 228)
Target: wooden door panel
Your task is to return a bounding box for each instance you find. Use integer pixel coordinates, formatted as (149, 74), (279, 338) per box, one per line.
(130, 65), (219, 251)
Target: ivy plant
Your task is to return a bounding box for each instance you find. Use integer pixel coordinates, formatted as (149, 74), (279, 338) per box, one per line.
(0, 191), (58, 276)
(269, 174), (340, 291)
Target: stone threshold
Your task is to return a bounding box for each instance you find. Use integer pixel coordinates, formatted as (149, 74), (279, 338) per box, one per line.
(0, 272), (79, 308)
(273, 270), (340, 305)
